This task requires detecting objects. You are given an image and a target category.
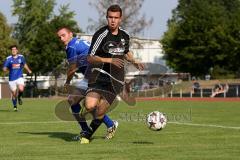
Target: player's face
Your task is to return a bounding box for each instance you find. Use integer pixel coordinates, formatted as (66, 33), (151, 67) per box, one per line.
(11, 47), (18, 56)
(57, 28), (73, 45)
(107, 11), (122, 31)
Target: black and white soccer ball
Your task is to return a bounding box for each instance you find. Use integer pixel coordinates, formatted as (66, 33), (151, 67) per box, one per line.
(146, 111), (167, 131)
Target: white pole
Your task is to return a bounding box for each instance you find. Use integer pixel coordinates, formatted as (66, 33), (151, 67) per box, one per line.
(0, 83), (2, 99)
(162, 88), (165, 98)
(236, 86), (239, 97)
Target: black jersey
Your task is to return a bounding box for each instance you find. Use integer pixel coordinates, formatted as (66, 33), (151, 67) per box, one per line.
(89, 25), (130, 84)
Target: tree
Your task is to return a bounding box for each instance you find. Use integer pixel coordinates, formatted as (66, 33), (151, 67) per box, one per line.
(12, 0), (55, 52)
(87, 0), (153, 36)
(161, 0), (240, 78)
(27, 4), (80, 74)
(12, 0), (80, 75)
(0, 12), (16, 76)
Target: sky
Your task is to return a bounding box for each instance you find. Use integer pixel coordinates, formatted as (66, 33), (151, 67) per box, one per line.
(0, 0), (178, 39)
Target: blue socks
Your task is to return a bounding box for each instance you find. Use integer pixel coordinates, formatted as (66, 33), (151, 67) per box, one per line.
(102, 115), (114, 128)
(12, 98), (17, 107)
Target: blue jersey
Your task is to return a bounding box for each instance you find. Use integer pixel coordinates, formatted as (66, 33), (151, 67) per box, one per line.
(3, 54), (26, 81)
(66, 37), (90, 75)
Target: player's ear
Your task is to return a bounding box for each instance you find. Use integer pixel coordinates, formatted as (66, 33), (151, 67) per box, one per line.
(70, 31), (73, 37)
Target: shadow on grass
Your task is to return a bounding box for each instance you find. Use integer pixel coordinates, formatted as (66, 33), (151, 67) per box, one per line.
(18, 131), (79, 142)
(132, 141), (154, 144)
(18, 132), (106, 142)
(0, 109), (14, 112)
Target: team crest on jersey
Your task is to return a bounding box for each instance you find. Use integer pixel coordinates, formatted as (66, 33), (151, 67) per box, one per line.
(18, 59), (22, 63)
(12, 64), (20, 69)
(103, 41), (125, 55)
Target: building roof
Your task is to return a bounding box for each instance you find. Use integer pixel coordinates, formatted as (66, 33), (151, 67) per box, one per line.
(126, 63), (168, 76)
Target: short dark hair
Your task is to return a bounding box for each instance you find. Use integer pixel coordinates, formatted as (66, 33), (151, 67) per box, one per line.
(9, 45), (18, 50)
(56, 26), (72, 33)
(107, 4), (122, 17)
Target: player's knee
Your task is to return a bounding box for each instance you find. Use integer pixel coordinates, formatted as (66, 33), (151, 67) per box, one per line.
(84, 99), (97, 111)
(18, 85), (24, 92)
(11, 91), (17, 98)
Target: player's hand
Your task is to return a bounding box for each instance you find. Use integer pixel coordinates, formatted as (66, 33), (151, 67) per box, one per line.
(133, 61), (145, 71)
(27, 71), (33, 76)
(110, 58), (124, 68)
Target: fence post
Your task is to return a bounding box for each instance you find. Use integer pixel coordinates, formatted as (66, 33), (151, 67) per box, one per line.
(200, 88), (203, 98)
(162, 88), (165, 98)
(0, 83), (1, 99)
(180, 89), (182, 98)
(236, 86), (239, 97)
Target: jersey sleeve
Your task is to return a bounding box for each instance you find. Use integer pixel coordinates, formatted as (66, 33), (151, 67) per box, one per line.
(3, 58), (10, 69)
(124, 34), (130, 54)
(66, 46), (77, 64)
(79, 40), (90, 55)
(89, 33), (99, 56)
(89, 29), (107, 56)
(76, 40), (90, 67)
(21, 56), (26, 65)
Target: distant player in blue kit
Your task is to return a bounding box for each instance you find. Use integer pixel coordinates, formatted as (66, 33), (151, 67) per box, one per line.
(3, 45), (32, 111)
(57, 27), (118, 142)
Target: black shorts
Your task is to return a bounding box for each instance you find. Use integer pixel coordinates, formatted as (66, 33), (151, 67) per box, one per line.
(87, 80), (119, 105)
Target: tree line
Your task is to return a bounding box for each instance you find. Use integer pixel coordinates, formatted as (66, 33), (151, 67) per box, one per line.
(0, 0), (151, 78)
(1, 0), (239, 79)
(161, 0), (240, 79)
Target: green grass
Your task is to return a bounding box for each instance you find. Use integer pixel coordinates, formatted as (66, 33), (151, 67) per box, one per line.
(0, 98), (240, 160)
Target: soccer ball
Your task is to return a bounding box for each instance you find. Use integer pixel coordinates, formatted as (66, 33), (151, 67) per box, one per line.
(146, 111), (167, 131)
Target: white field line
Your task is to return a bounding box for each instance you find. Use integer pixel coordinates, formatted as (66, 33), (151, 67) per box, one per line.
(0, 120), (240, 130)
(169, 121), (240, 130)
(0, 121), (74, 125)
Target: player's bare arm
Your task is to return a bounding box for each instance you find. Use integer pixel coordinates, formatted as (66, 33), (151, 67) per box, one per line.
(124, 51), (144, 70)
(24, 64), (32, 74)
(65, 63), (78, 85)
(87, 55), (124, 68)
(3, 67), (8, 73)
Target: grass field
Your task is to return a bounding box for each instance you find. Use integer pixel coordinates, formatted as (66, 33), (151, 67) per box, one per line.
(0, 98), (240, 160)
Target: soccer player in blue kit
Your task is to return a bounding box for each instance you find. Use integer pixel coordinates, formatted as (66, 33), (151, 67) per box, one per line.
(57, 27), (118, 142)
(3, 45), (32, 111)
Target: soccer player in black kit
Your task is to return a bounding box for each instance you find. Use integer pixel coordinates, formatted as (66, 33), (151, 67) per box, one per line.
(80, 4), (144, 144)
